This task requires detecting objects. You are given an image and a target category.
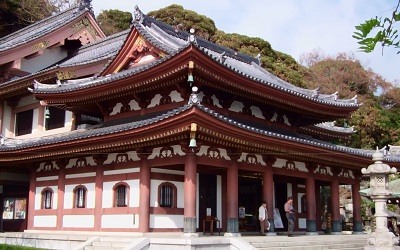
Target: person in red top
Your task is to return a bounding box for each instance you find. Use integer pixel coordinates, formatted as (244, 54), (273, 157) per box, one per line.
(284, 196), (296, 236)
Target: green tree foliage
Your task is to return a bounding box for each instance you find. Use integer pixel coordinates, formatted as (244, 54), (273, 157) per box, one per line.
(96, 9), (132, 36)
(148, 4), (217, 40)
(0, 0), (73, 38)
(353, 1), (400, 54)
(148, 5), (307, 87)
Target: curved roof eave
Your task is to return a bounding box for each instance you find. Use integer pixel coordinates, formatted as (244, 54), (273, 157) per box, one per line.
(0, 103), (396, 165)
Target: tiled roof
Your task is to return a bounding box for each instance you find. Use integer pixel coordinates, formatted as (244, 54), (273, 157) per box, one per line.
(0, 30), (127, 88)
(32, 6), (359, 108)
(0, 103), (397, 163)
(0, 5), (87, 52)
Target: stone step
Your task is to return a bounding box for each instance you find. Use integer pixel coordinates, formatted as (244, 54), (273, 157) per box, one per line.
(255, 243), (365, 250)
(92, 240), (132, 247)
(251, 240), (366, 247)
(84, 246), (125, 250)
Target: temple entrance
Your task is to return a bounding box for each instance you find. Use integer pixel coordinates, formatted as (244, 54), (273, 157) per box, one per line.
(238, 174), (262, 232)
(198, 173), (217, 232)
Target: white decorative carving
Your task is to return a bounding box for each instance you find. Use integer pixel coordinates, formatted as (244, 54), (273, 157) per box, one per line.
(271, 112), (278, 122)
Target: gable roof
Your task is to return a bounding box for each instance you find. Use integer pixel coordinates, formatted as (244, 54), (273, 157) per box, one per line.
(32, 6), (358, 111)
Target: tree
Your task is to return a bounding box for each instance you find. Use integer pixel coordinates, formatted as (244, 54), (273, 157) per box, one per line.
(353, 1), (400, 54)
(96, 9), (132, 36)
(0, 0), (73, 38)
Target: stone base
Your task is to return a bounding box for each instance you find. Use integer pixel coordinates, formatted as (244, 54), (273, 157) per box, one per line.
(183, 217), (196, 233)
(365, 231), (399, 249)
(306, 220), (317, 234)
(305, 232), (319, 236)
(353, 221), (363, 233)
(268, 219), (275, 232)
(227, 218), (239, 233)
(331, 220), (342, 233)
(265, 232), (277, 236)
(182, 233), (199, 237)
(224, 232), (241, 237)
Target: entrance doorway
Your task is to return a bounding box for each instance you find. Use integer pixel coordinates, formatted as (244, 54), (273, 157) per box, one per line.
(238, 175), (262, 231)
(199, 174), (217, 232)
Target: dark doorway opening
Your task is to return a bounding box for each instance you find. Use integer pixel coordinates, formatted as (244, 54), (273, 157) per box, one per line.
(238, 175), (262, 231)
(199, 174), (217, 232)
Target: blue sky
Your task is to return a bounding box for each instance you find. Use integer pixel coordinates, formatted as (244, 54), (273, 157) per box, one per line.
(92, 0), (399, 84)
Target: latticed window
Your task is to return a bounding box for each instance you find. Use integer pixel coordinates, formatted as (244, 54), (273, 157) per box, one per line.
(115, 184), (128, 207)
(74, 186), (86, 208)
(42, 189), (53, 209)
(160, 183), (174, 208)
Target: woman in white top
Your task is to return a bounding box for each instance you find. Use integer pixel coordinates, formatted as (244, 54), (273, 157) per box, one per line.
(258, 201), (269, 235)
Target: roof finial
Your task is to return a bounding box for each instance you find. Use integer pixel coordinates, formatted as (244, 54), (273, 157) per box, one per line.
(133, 5), (143, 23)
(79, 0), (93, 12)
(188, 86), (200, 105)
(188, 28), (197, 45)
(256, 53), (261, 66)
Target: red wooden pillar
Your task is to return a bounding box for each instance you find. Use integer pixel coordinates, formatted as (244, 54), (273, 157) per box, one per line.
(92, 155), (106, 231)
(262, 155), (276, 234)
(27, 170), (36, 230)
(352, 176), (363, 233)
(56, 168), (65, 230)
(305, 163), (317, 234)
(139, 160), (151, 232)
(330, 178), (341, 233)
(226, 161), (239, 234)
(184, 153), (197, 233)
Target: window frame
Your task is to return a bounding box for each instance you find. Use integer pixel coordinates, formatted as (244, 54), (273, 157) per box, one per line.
(73, 185), (87, 208)
(113, 183), (129, 207)
(158, 182), (177, 208)
(41, 188), (53, 209)
(15, 109), (34, 136)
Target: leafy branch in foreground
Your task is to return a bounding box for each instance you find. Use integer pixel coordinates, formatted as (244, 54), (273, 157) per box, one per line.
(353, 1), (400, 54)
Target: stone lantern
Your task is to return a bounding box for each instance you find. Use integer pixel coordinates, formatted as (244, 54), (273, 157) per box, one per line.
(361, 149), (398, 249)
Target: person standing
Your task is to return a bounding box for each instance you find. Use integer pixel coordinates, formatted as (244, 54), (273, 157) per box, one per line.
(284, 196), (295, 237)
(258, 201), (269, 235)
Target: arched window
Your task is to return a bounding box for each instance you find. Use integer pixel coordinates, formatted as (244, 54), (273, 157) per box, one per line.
(158, 182), (176, 208)
(41, 188), (53, 209)
(74, 186), (87, 208)
(114, 183), (128, 207)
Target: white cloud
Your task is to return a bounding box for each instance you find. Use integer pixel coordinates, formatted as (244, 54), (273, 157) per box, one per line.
(92, 0), (400, 82)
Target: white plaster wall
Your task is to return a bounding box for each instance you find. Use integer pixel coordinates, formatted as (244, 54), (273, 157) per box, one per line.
(35, 185), (58, 210)
(31, 108), (39, 133)
(298, 218), (306, 229)
(65, 111), (72, 127)
(150, 214), (184, 229)
(216, 175), (222, 228)
(21, 47), (68, 73)
(102, 180), (139, 208)
(63, 215), (94, 228)
(101, 214), (138, 228)
(170, 90), (184, 102)
(2, 101), (11, 136)
(148, 94), (162, 108)
(229, 101), (244, 112)
(250, 106), (265, 119)
(33, 215), (57, 227)
(18, 96), (37, 107)
(64, 183), (95, 209)
(150, 180), (183, 208)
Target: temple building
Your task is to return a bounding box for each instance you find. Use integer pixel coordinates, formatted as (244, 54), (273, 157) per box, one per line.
(0, 1), (399, 234)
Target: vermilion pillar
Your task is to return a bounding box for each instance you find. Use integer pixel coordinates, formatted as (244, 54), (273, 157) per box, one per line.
(352, 178), (363, 233)
(263, 165), (275, 233)
(139, 160), (150, 232)
(226, 161), (239, 234)
(56, 168), (65, 230)
(330, 179), (341, 233)
(94, 167), (104, 231)
(306, 176), (317, 234)
(184, 153), (197, 233)
(27, 170), (36, 230)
